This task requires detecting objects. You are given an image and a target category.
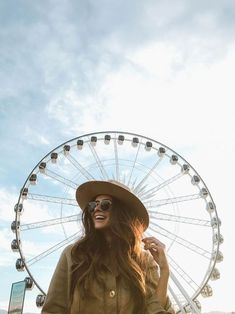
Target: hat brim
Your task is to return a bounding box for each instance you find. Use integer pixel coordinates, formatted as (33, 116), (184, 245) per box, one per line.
(76, 181), (149, 230)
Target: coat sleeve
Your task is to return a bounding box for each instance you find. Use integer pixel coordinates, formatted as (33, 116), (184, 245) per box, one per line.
(145, 255), (176, 314)
(41, 245), (72, 314)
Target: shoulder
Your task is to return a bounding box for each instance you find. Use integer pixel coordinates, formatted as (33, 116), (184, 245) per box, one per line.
(62, 243), (74, 255)
(60, 240), (87, 266)
(57, 243), (77, 267)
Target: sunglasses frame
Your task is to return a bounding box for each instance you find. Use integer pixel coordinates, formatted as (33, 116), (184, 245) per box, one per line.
(87, 199), (113, 213)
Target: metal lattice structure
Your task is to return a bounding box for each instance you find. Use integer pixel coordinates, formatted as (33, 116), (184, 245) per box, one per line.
(11, 131), (223, 313)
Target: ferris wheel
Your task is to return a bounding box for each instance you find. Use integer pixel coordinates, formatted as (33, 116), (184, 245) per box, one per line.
(11, 131), (223, 313)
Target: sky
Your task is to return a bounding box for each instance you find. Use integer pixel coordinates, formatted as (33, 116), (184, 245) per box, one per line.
(0, 0), (235, 313)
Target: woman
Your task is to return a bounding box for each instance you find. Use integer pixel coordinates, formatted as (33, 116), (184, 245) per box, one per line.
(41, 180), (175, 314)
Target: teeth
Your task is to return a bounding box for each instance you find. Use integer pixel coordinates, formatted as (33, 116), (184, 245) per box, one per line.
(95, 215), (105, 219)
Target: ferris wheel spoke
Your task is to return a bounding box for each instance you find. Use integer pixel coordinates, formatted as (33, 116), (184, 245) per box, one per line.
(144, 193), (201, 207)
(170, 271), (201, 314)
(127, 140), (142, 186)
(149, 211), (211, 226)
(138, 172), (184, 200)
(133, 158), (162, 195)
(42, 169), (78, 189)
(168, 255), (200, 291)
(27, 232), (80, 266)
(65, 154), (95, 180)
(149, 222), (211, 258)
(88, 143), (109, 180)
(168, 285), (187, 314)
(113, 136), (120, 181)
(26, 193), (77, 206)
(20, 214), (81, 231)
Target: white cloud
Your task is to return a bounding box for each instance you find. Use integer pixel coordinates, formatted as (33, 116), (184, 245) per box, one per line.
(0, 188), (18, 222)
(45, 83), (110, 136)
(0, 187), (56, 225)
(0, 228), (17, 266)
(95, 43), (235, 147)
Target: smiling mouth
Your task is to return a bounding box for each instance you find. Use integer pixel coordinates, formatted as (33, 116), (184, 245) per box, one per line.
(94, 215), (106, 220)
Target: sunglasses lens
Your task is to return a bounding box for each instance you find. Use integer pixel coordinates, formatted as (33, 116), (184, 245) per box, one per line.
(100, 200), (112, 211)
(87, 201), (97, 213)
(87, 200), (112, 213)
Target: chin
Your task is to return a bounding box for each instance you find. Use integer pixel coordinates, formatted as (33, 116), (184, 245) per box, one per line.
(94, 223), (110, 230)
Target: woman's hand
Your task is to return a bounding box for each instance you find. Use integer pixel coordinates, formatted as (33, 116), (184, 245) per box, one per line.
(142, 237), (169, 274)
(142, 237), (171, 310)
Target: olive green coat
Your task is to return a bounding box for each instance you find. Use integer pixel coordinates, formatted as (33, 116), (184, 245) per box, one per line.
(41, 244), (175, 314)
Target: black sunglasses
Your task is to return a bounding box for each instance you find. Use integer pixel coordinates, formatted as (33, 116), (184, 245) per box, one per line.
(87, 199), (112, 213)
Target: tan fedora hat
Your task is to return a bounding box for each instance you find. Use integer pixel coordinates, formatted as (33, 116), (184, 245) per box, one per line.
(76, 180), (149, 230)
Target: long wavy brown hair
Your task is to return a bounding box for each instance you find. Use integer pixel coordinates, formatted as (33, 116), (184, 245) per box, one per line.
(70, 197), (149, 313)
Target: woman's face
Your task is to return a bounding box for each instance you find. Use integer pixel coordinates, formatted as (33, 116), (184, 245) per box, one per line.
(91, 194), (112, 230)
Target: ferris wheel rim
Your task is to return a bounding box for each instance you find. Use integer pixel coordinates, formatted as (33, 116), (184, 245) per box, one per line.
(12, 130), (222, 312)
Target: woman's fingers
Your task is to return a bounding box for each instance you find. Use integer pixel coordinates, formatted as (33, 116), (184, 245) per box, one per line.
(142, 237), (166, 250)
(142, 237), (169, 271)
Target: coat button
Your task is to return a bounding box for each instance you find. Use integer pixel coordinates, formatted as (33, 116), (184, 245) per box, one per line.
(109, 290), (116, 298)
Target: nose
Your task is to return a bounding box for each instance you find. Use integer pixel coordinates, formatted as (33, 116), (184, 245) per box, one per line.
(94, 202), (101, 212)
